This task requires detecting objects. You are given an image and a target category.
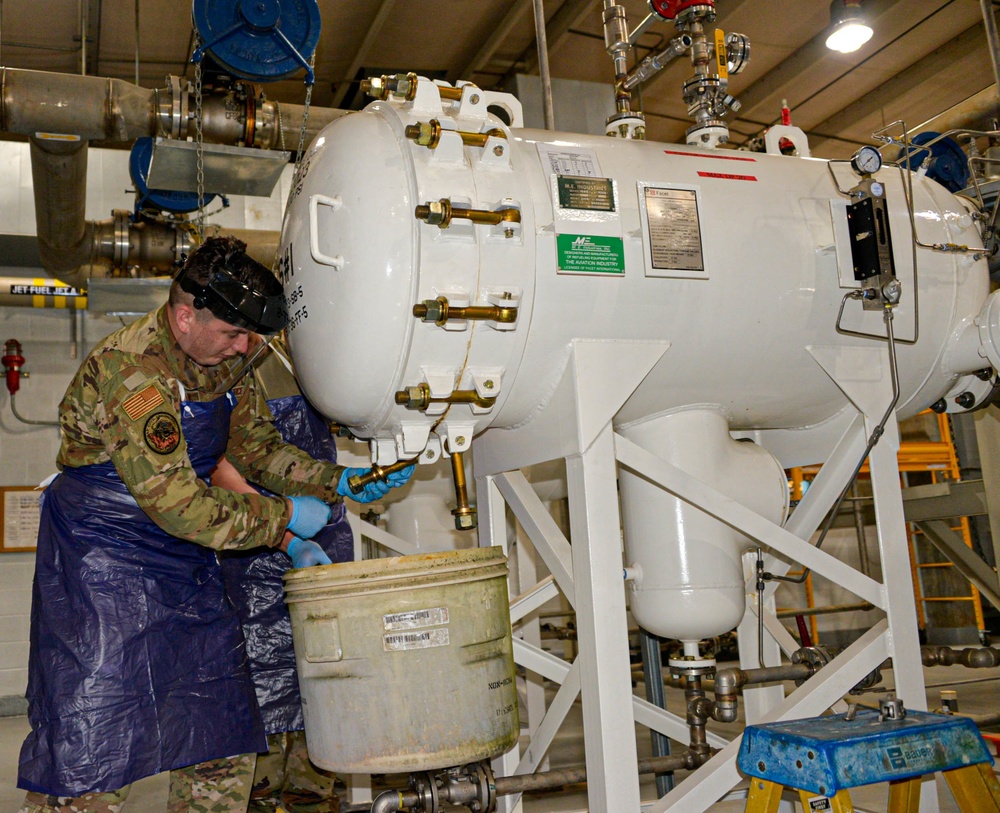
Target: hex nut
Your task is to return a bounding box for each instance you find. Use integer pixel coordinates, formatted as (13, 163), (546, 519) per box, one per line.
(425, 200), (446, 226)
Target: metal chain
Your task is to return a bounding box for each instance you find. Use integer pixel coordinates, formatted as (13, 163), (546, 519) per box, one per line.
(272, 54), (316, 273)
(293, 53), (316, 169)
(274, 100), (286, 152)
(194, 35), (206, 242)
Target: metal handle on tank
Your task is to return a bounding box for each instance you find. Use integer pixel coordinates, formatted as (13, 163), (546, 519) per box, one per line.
(308, 194), (344, 269)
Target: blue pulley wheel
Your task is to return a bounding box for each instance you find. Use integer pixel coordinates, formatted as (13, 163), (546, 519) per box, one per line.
(191, 0), (321, 83)
(129, 138), (217, 214)
(905, 131), (970, 193)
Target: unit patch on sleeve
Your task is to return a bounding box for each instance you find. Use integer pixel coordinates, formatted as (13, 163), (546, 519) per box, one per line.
(122, 384), (164, 421)
(143, 412), (181, 455)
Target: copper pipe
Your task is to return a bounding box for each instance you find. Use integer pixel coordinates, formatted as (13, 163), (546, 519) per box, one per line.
(404, 119), (506, 150)
(450, 449), (477, 530)
(395, 383), (497, 411)
(415, 198), (521, 229)
(347, 457), (418, 495)
(413, 296), (517, 326)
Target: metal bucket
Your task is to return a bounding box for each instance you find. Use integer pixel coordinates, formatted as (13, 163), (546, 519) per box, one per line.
(283, 546), (519, 774)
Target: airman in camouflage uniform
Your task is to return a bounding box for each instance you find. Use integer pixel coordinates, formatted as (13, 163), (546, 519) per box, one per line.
(19, 755), (256, 813)
(17, 237), (347, 813)
(56, 305), (343, 548)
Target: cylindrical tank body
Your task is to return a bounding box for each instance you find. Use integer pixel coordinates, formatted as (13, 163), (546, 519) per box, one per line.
(282, 547), (518, 774)
(280, 81), (990, 465)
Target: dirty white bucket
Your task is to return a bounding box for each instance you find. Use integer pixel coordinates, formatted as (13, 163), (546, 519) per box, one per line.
(283, 546), (519, 773)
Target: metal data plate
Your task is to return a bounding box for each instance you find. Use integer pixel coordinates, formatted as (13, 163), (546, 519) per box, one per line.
(147, 137), (291, 198)
(86, 277), (171, 316)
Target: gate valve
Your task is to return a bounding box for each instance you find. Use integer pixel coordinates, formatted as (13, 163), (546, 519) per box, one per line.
(2, 339), (26, 395)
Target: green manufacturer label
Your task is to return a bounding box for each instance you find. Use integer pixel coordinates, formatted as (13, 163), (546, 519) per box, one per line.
(556, 234), (625, 275)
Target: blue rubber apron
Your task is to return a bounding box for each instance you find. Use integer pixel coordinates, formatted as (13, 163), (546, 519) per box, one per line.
(18, 391), (266, 796)
(220, 394), (353, 734)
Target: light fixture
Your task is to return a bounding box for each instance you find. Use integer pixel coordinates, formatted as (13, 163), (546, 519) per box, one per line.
(826, 0), (873, 53)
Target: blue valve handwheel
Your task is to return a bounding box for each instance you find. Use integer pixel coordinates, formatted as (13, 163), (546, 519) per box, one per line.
(192, 0), (321, 83)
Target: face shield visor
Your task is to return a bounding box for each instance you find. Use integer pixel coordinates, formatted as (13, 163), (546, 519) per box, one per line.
(177, 266), (289, 335)
(175, 263), (289, 394)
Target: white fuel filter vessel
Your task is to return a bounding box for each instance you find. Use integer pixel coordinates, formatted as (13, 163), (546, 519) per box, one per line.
(279, 77), (998, 647)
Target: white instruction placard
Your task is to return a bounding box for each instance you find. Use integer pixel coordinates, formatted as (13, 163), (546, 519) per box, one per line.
(638, 183), (706, 279)
(1, 487), (41, 551)
(537, 143), (601, 178)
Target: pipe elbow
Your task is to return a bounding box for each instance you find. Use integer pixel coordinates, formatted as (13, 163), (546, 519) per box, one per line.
(370, 790), (404, 813)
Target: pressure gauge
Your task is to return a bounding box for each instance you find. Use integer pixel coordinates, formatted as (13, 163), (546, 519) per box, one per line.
(851, 146), (882, 176)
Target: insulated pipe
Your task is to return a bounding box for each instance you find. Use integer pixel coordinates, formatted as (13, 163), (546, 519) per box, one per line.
(1, 67), (336, 283)
(29, 137), (92, 279)
(1, 68), (155, 141)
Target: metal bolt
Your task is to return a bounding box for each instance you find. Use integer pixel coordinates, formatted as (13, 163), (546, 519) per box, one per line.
(455, 436), (466, 446)
(470, 93), (481, 105)
(483, 379), (494, 390)
(503, 226), (514, 239)
(493, 145), (504, 156)
(425, 449), (435, 459)
(425, 200), (446, 226)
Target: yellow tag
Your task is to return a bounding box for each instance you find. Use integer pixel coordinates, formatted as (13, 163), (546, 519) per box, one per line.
(122, 384), (164, 421)
(715, 29), (728, 79)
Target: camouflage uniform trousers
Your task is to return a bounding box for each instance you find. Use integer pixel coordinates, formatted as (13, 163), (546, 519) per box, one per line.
(18, 753), (256, 813)
(248, 731), (338, 813)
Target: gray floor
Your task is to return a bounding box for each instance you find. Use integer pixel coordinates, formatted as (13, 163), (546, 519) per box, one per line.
(0, 664), (995, 812)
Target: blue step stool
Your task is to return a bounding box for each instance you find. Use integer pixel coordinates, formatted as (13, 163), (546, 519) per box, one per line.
(737, 708), (1000, 812)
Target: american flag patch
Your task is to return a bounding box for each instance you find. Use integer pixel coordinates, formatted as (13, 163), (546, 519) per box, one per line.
(122, 384), (163, 421)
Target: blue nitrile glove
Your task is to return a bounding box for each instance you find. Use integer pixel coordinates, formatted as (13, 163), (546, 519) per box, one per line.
(286, 536), (332, 569)
(337, 468), (391, 503)
(336, 465), (416, 503)
(287, 495), (331, 538)
(386, 465), (416, 488)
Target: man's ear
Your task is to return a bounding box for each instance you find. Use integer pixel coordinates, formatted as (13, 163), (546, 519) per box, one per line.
(173, 303), (195, 335)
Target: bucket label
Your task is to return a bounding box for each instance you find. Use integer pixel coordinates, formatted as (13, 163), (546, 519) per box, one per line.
(384, 628), (450, 652)
(383, 607), (449, 631)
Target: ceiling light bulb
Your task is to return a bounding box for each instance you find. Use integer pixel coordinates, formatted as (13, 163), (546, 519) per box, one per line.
(826, 20), (873, 53)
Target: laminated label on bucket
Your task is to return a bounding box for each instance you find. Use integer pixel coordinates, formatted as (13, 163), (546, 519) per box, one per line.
(283, 546), (519, 774)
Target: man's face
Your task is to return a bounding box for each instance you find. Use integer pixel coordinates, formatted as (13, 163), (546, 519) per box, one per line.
(182, 311), (251, 366)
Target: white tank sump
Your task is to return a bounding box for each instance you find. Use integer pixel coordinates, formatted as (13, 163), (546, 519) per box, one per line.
(283, 546), (518, 774)
(279, 77), (997, 654)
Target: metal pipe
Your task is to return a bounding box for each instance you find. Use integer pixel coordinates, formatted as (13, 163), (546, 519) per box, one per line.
(775, 601), (875, 620)
(491, 753), (700, 796)
(851, 481), (872, 576)
(640, 629), (674, 796)
(981, 0), (1000, 102)
(449, 449), (477, 530)
(623, 35), (692, 91)
(532, 0), (556, 129)
(10, 393), (59, 427)
(79, 0), (87, 76)
(921, 645), (1000, 668)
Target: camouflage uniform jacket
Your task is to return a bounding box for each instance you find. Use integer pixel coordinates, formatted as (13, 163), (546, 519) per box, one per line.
(57, 305), (345, 551)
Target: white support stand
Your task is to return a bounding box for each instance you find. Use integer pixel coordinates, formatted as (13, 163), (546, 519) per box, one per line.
(472, 339), (934, 813)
